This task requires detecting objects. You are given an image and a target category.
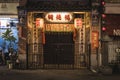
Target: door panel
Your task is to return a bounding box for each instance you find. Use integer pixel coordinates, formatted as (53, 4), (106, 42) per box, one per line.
(43, 32), (74, 64)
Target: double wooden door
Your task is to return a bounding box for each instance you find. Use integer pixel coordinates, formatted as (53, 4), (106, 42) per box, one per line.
(43, 32), (74, 65)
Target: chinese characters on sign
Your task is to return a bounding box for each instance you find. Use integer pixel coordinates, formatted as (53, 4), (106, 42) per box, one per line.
(74, 18), (83, 29)
(35, 18), (44, 28)
(45, 24), (73, 32)
(45, 12), (73, 23)
(35, 18), (41, 27)
(92, 31), (99, 49)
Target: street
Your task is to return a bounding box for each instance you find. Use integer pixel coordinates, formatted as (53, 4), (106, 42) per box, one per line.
(0, 66), (120, 80)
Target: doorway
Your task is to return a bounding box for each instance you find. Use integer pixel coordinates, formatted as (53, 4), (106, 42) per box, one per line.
(43, 32), (74, 68)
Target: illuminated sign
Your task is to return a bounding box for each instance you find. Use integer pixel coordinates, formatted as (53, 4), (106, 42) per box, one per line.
(0, 18), (10, 28)
(35, 18), (44, 28)
(45, 12), (73, 23)
(74, 18), (83, 29)
(92, 31), (99, 49)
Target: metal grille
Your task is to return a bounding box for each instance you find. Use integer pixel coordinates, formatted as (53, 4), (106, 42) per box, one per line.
(13, 43), (87, 69)
(26, 54), (86, 69)
(15, 32), (87, 69)
(108, 41), (120, 63)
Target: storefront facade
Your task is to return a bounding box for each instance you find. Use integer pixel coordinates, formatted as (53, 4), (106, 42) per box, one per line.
(0, 2), (19, 56)
(18, 0), (93, 69)
(102, 14), (120, 65)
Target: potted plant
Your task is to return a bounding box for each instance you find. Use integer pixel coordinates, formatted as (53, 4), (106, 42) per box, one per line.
(1, 29), (17, 69)
(1, 29), (16, 49)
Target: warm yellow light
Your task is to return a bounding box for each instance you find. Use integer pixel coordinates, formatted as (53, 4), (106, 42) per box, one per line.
(35, 18), (44, 29)
(45, 12), (73, 23)
(74, 18), (82, 29)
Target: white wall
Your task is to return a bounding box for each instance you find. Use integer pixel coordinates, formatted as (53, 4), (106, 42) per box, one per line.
(0, 3), (19, 14)
(105, 3), (120, 14)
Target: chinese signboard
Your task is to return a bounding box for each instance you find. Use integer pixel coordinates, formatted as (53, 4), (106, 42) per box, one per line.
(45, 12), (73, 23)
(35, 18), (44, 28)
(45, 24), (73, 32)
(92, 31), (99, 49)
(74, 18), (83, 29)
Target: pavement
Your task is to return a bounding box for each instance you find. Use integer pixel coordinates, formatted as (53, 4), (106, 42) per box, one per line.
(0, 66), (120, 80)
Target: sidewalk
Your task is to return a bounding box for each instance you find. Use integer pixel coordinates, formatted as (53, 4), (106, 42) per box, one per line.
(0, 66), (120, 80)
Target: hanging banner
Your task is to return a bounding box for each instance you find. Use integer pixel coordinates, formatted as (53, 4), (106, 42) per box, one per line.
(35, 18), (44, 28)
(92, 31), (99, 49)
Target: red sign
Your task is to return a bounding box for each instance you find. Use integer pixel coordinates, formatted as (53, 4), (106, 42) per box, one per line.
(35, 18), (44, 28)
(92, 31), (99, 49)
(35, 18), (40, 27)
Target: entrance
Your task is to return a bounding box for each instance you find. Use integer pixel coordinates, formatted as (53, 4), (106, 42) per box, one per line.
(44, 32), (74, 66)
(25, 12), (91, 69)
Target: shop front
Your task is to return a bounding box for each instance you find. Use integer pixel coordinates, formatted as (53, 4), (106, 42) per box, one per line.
(104, 14), (120, 65)
(0, 2), (19, 63)
(18, 0), (92, 69)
